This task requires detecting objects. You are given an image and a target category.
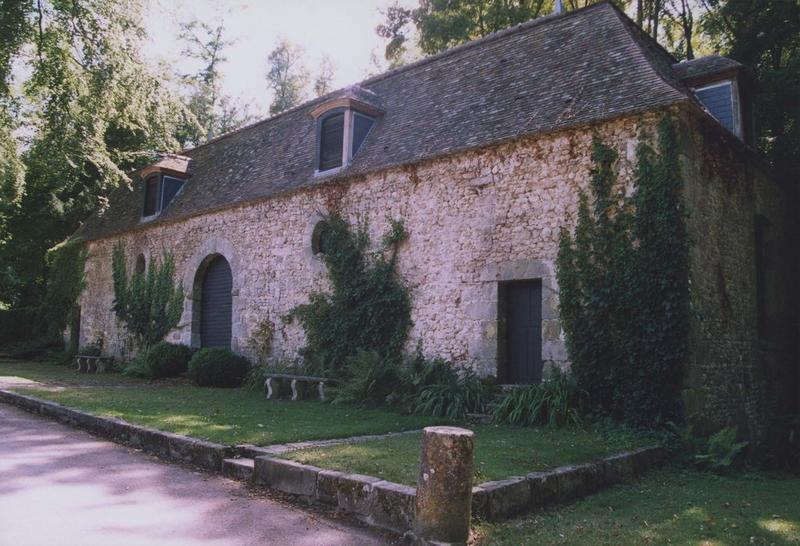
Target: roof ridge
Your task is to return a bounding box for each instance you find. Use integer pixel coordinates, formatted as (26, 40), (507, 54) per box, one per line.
(360, 1), (610, 87)
(180, 1), (612, 156)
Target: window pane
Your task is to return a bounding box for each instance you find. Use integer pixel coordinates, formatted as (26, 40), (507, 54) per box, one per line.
(352, 114), (374, 156)
(161, 176), (184, 209)
(696, 83), (734, 132)
(319, 113), (344, 171)
(143, 176), (160, 216)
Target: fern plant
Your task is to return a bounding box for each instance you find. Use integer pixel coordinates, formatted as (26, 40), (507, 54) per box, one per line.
(693, 427), (749, 471)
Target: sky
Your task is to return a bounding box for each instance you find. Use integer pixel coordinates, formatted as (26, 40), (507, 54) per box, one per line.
(145, 0), (419, 117)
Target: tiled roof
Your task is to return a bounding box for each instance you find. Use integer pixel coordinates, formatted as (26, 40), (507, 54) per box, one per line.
(78, 1), (696, 241)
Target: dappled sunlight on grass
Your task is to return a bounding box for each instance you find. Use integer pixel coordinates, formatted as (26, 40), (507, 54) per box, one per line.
(759, 517), (800, 541)
(473, 468), (800, 545)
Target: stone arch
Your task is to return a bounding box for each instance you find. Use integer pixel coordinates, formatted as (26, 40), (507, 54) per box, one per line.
(183, 237), (243, 351)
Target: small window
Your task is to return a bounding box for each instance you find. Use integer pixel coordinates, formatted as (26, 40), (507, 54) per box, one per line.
(352, 113), (374, 156)
(142, 173), (185, 218)
(311, 221), (332, 255)
(161, 176), (184, 209)
(319, 113), (344, 172)
(135, 254), (146, 274)
(143, 176), (160, 217)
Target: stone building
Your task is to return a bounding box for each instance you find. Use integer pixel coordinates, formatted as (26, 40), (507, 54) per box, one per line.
(74, 2), (796, 440)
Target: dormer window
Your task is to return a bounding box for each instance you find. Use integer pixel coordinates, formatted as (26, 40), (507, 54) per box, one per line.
(142, 173), (185, 219)
(319, 112), (346, 171)
(310, 87), (382, 175)
(694, 80), (742, 139)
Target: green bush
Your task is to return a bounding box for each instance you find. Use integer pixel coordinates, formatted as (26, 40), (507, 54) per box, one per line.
(492, 368), (583, 427)
(138, 342), (192, 378)
(188, 348), (250, 388)
(5, 335), (62, 360)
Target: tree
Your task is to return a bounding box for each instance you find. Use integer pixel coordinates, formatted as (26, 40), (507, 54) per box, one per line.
(266, 39), (308, 115)
(178, 16), (253, 144)
(701, 0), (800, 183)
(313, 56), (335, 97)
(0, 0), (193, 310)
(112, 243), (184, 351)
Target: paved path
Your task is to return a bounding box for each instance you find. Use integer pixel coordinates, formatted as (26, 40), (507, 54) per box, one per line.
(0, 404), (388, 546)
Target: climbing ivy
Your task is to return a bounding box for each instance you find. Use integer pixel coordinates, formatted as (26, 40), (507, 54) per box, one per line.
(557, 117), (690, 427)
(111, 243), (184, 352)
(42, 238), (88, 341)
(289, 214), (412, 376)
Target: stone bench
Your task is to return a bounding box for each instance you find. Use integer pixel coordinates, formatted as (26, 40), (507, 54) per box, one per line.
(75, 355), (114, 374)
(263, 373), (337, 401)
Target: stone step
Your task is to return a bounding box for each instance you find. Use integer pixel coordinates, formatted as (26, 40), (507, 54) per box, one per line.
(222, 457), (255, 482)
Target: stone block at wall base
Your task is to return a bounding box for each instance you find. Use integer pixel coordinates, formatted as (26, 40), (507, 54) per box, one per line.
(253, 457), (318, 498)
(368, 481), (417, 532)
(472, 477), (531, 520)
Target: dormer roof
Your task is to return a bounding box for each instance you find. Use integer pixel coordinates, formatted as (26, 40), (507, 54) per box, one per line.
(139, 154), (193, 179)
(309, 85), (384, 119)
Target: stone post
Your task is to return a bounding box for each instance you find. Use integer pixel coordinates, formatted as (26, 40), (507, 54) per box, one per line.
(414, 426), (475, 544)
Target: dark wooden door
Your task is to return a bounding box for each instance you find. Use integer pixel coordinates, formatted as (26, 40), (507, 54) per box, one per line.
(505, 280), (543, 384)
(200, 256), (232, 348)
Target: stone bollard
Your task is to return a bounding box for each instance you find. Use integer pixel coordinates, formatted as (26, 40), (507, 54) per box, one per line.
(414, 426), (475, 545)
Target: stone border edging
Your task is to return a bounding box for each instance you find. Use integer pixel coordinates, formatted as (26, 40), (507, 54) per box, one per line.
(238, 429), (422, 457)
(0, 389), (231, 471)
(0, 388), (666, 533)
(470, 446), (666, 521)
(248, 445), (665, 533)
(253, 456), (417, 533)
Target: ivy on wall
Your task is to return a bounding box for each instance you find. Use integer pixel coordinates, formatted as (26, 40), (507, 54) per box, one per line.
(557, 117), (690, 427)
(111, 243), (184, 352)
(289, 213), (411, 375)
(42, 238), (88, 342)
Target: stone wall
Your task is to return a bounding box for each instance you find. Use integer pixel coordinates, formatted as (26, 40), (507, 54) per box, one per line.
(78, 113), (657, 377)
(678, 108), (793, 443)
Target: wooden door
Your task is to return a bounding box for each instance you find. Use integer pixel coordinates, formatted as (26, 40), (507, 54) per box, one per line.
(200, 256), (232, 348)
(504, 280), (543, 384)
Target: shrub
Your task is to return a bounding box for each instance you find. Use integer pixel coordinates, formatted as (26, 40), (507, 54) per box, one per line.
(557, 118), (689, 426)
(288, 214), (411, 375)
(112, 243), (184, 351)
(334, 350), (403, 405)
(137, 341), (192, 378)
(412, 368), (487, 421)
(188, 348), (250, 387)
(492, 368), (583, 427)
(5, 336), (63, 360)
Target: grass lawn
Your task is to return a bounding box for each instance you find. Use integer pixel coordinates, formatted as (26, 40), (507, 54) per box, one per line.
(8, 384), (446, 446)
(283, 425), (652, 485)
(473, 467), (800, 545)
(0, 358), (147, 386)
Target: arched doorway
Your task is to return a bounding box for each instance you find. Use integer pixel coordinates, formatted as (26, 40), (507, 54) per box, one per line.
(199, 255), (232, 348)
